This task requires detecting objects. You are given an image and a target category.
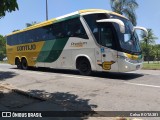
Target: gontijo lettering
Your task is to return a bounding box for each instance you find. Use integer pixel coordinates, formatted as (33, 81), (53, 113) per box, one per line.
(17, 44), (36, 51)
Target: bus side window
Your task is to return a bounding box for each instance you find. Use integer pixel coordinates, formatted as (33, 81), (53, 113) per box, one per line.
(98, 22), (116, 49)
(12, 35), (18, 45)
(33, 28), (40, 42)
(17, 33), (24, 44)
(83, 13), (108, 43)
(52, 23), (66, 39)
(45, 25), (56, 40)
(25, 31), (30, 43)
(7, 36), (14, 46)
(27, 30), (34, 43)
(93, 28), (99, 43)
(100, 27), (113, 48)
(67, 18), (88, 39)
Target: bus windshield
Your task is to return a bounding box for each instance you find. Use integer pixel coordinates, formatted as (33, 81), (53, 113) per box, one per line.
(110, 15), (141, 53)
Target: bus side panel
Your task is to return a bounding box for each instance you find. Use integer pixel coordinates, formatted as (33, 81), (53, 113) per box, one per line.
(6, 41), (45, 66)
(56, 37), (97, 70)
(35, 38), (69, 68)
(6, 45), (16, 65)
(40, 37), (97, 71)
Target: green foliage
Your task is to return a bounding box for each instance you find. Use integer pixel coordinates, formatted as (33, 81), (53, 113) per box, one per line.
(143, 63), (160, 70)
(110, 0), (138, 25)
(0, 0), (19, 18)
(141, 29), (158, 45)
(0, 35), (6, 61)
(140, 29), (159, 63)
(152, 44), (160, 61)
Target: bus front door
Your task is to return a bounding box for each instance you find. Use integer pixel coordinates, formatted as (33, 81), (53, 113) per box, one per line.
(96, 25), (119, 72)
(100, 47), (118, 72)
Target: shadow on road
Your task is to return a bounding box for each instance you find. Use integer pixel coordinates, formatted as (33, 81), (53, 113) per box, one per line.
(28, 90), (97, 112)
(91, 72), (144, 80)
(0, 87), (38, 110)
(0, 88), (97, 119)
(13, 67), (144, 81)
(0, 71), (18, 81)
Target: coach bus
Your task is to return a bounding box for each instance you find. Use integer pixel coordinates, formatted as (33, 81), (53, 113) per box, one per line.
(6, 9), (148, 75)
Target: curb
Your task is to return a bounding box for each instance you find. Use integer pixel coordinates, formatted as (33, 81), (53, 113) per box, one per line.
(0, 83), (46, 101)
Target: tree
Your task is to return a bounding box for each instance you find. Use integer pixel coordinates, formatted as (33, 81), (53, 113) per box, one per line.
(110, 0), (138, 26)
(0, 35), (6, 61)
(140, 29), (158, 63)
(0, 0), (19, 18)
(153, 44), (160, 63)
(26, 21), (38, 27)
(141, 29), (157, 46)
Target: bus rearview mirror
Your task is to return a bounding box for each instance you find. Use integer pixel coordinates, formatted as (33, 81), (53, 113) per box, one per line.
(97, 19), (125, 33)
(134, 27), (148, 37)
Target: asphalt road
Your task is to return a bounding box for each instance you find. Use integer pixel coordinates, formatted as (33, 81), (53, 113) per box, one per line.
(0, 63), (160, 119)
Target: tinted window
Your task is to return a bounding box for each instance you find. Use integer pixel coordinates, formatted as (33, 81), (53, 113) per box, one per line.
(17, 33), (24, 44)
(7, 35), (18, 45)
(7, 17), (88, 46)
(26, 30), (35, 43)
(83, 13), (107, 43)
(83, 13), (117, 49)
(66, 18), (88, 39)
(52, 22), (67, 39)
(99, 23), (115, 48)
(33, 28), (42, 42)
(44, 26), (56, 40)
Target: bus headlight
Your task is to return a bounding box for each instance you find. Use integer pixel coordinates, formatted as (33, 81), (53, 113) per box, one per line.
(118, 55), (143, 63)
(118, 55), (130, 61)
(125, 66), (128, 69)
(126, 58), (143, 63)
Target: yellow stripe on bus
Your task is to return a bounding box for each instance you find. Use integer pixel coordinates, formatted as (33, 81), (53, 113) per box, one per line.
(7, 41), (45, 66)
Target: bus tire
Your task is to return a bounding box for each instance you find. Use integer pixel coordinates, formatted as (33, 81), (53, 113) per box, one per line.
(21, 58), (28, 70)
(77, 58), (91, 76)
(15, 58), (22, 69)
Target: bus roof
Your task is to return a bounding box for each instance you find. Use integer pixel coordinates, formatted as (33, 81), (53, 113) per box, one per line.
(7, 9), (127, 36)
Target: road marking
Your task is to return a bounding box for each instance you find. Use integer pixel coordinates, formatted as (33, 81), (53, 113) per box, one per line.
(25, 71), (94, 80)
(125, 82), (160, 88)
(61, 75), (94, 80)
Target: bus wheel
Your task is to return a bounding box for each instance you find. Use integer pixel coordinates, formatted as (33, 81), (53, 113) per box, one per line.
(21, 58), (28, 70)
(77, 58), (91, 76)
(16, 58), (22, 69)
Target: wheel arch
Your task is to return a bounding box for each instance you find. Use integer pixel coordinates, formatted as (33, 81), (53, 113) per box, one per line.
(15, 56), (28, 65)
(15, 56), (21, 65)
(21, 56), (28, 61)
(75, 54), (95, 70)
(21, 56), (29, 70)
(21, 56), (29, 66)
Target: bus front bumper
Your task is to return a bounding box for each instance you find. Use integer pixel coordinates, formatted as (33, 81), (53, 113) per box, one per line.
(118, 59), (143, 72)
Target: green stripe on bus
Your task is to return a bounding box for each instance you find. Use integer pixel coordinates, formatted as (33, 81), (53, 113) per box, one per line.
(37, 38), (69, 62)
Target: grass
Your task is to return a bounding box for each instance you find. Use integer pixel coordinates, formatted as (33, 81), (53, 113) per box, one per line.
(0, 61), (8, 64)
(143, 62), (160, 70)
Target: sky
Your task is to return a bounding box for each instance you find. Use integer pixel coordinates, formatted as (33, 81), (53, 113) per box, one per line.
(0, 0), (160, 44)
